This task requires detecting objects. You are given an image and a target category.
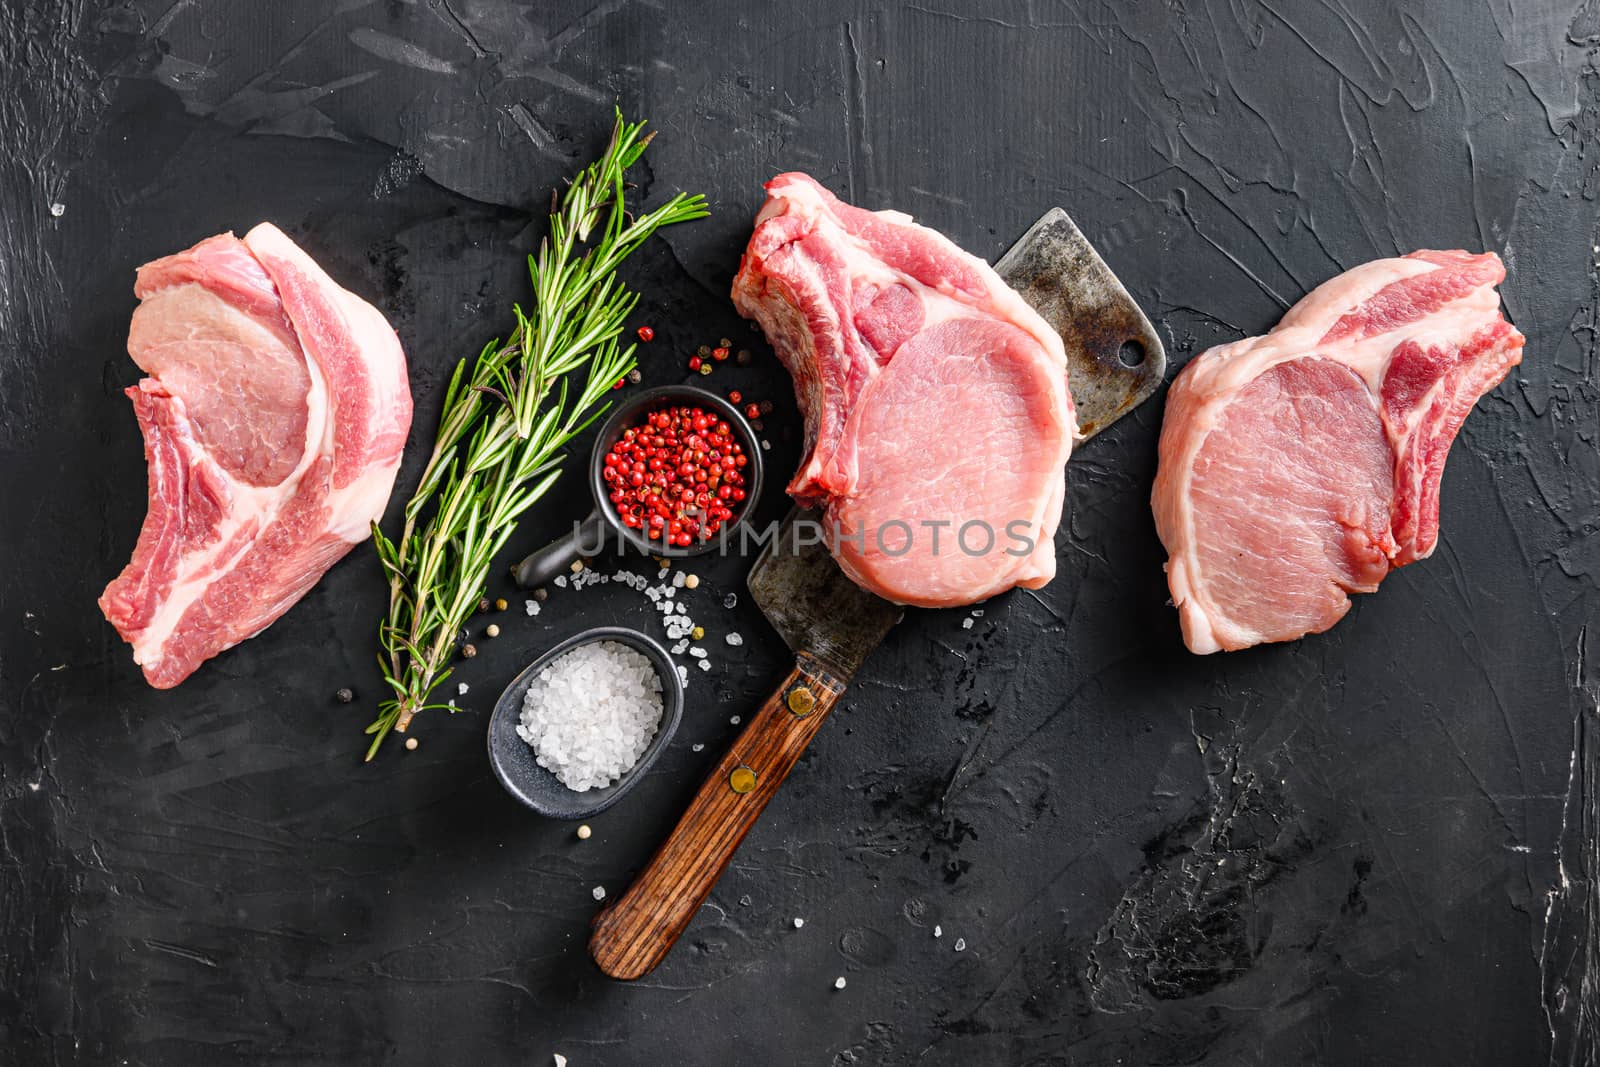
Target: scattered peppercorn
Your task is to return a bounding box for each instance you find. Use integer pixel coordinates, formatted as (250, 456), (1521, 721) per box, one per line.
(405, 737), (419, 751)
(601, 405), (749, 546)
(698, 362), (712, 376)
(533, 587), (549, 602)
(576, 824), (592, 840)
(637, 325), (655, 342)
(570, 559), (584, 573)
(494, 597), (508, 611)
(745, 403), (760, 419)
(697, 344), (712, 358)
(485, 624), (501, 638)
(728, 390), (743, 405)
(612, 377), (624, 390)
(719, 337), (732, 348)
(736, 349), (751, 365)
(462, 643), (478, 659)
(478, 597), (491, 613)
(691, 625), (705, 640)
(759, 399), (774, 414)
(688, 356), (702, 372)
(335, 687), (354, 704)
(626, 368), (642, 385)
(712, 346), (730, 361)
(751, 419), (764, 431)
(684, 574), (700, 589)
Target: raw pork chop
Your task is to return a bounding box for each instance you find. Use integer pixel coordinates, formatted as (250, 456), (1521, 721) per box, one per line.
(99, 224), (412, 688)
(1151, 250), (1523, 654)
(732, 173), (1075, 607)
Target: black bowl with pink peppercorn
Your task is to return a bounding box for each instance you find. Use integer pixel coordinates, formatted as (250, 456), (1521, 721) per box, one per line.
(512, 385), (765, 589)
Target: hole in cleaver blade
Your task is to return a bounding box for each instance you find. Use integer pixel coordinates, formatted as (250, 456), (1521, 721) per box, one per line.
(996, 207), (1166, 441)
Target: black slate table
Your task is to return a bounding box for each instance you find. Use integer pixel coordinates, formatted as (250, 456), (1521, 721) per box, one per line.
(2, 2), (1593, 1063)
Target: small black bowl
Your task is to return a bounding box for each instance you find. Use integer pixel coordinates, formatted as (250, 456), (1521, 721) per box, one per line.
(486, 626), (684, 820)
(512, 384), (765, 588)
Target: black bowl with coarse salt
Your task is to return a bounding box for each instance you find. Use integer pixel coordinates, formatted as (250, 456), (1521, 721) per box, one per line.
(487, 626), (684, 820)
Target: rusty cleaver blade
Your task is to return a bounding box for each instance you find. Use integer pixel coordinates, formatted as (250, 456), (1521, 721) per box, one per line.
(996, 206), (1167, 438)
(588, 208), (1165, 980)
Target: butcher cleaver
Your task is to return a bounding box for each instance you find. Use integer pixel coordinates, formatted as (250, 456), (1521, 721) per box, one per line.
(589, 208), (1166, 980)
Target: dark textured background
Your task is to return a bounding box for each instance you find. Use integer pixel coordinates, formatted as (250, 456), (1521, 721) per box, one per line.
(1, 1), (1596, 1064)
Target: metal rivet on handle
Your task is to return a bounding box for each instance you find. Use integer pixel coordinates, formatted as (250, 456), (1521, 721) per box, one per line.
(786, 686), (815, 717)
(729, 766), (757, 794)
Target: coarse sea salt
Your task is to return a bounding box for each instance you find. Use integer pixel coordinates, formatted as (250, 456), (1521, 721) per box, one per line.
(515, 641), (663, 792)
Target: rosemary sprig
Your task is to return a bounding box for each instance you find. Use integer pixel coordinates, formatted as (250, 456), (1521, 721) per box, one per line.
(365, 111), (708, 760)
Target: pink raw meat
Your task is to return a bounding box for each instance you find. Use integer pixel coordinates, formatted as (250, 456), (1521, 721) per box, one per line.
(732, 173), (1076, 606)
(99, 223), (412, 688)
(1151, 250), (1523, 654)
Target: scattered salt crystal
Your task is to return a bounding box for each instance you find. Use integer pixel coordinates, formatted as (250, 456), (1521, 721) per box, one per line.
(49, 202), (64, 217)
(698, 659), (711, 671)
(672, 571), (686, 588)
(730, 715), (741, 725)
(448, 698), (457, 708)
(677, 664), (689, 686)
(525, 599), (540, 616)
(516, 641), (664, 792)
(689, 647), (708, 659)
(834, 976), (847, 989)
(554, 1055), (567, 1067)
(663, 586), (676, 599)
(761, 439), (771, 450)
(671, 640), (689, 655)
(954, 937), (966, 952)
(692, 743), (704, 752)
(457, 682), (469, 695)
(934, 925), (942, 938)
(725, 632), (743, 646)
(739, 894), (752, 906)
(961, 618), (974, 629)
(723, 593), (738, 608)
(971, 609), (984, 617)
(793, 917), (805, 929)
(592, 886), (606, 901)
(554, 576), (568, 588)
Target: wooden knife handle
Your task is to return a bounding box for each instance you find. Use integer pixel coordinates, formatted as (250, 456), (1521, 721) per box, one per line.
(589, 653), (846, 980)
